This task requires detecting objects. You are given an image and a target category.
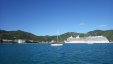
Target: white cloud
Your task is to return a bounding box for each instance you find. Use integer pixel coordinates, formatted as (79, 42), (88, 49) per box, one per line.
(78, 23), (85, 26)
(99, 24), (108, 27)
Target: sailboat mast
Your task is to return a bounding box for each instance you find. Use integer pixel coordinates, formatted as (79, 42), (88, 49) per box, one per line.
(57, 35), (58, 42)
(56, 29), (59, 43)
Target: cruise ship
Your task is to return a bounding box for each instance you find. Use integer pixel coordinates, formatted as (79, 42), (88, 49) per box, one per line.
(64, 35), (109, 44)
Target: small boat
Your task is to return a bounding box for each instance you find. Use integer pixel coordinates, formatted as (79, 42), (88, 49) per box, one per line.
(51, 43), (63, 46)
(87, 43), (93, 44)
(50, 30), (63, 46)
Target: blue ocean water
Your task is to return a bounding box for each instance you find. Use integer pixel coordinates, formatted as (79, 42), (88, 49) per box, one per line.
(0, 43), (113, 64)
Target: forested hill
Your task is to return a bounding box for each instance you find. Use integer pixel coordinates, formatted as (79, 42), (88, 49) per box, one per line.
(0, 30), (37, 40)
(0, 30), (56, 42)
(0, 30), (113, 42)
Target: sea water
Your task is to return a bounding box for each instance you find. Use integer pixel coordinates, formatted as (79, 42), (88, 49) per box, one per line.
(0, 43), (113, 64)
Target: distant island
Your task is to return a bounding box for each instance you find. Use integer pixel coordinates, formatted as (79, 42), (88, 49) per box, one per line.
(0, 30), (113, 43)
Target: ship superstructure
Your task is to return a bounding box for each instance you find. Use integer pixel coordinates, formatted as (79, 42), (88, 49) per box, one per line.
(64, 35), (109, 44)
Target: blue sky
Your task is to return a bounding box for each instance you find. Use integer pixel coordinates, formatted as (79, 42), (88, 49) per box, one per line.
(0, 0), (113, 35)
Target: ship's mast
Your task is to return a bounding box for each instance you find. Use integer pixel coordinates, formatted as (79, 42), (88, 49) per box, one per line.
(56, 29), (59, 43)
(57, 35), (59, 43)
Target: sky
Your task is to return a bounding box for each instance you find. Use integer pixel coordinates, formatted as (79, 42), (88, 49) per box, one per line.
(0, 0), (113, 35)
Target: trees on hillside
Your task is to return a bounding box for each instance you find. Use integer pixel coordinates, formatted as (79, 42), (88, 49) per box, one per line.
(0, 29), (113, 42)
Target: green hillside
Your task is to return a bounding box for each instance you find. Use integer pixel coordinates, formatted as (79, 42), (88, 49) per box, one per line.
(0, 30), (113, 43)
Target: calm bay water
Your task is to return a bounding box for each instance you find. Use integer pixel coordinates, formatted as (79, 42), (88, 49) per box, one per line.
(0, 43), (113, 64)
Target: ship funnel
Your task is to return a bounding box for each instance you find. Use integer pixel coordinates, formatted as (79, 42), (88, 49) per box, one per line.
(76, 35), (79, 38)
(70, 36), (73, 38)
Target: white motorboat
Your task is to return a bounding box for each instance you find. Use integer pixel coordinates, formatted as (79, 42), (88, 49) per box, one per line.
(51, 43), (63, 46)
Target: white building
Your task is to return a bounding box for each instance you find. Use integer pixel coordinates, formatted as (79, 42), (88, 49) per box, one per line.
(14, 39), (26, 43)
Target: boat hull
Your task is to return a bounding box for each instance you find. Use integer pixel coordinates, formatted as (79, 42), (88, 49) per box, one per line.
(51, 44), (63, 46)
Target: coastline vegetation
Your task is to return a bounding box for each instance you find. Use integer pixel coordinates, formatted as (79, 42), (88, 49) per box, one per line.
(0, 30), (113, 43)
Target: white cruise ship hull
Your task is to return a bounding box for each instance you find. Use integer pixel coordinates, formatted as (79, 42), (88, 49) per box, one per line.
(64, 41), (109, 44)
(64, 41), (85, 43)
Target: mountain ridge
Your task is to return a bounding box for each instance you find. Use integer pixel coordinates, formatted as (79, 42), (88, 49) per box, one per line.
(0, 29), (113, 42)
